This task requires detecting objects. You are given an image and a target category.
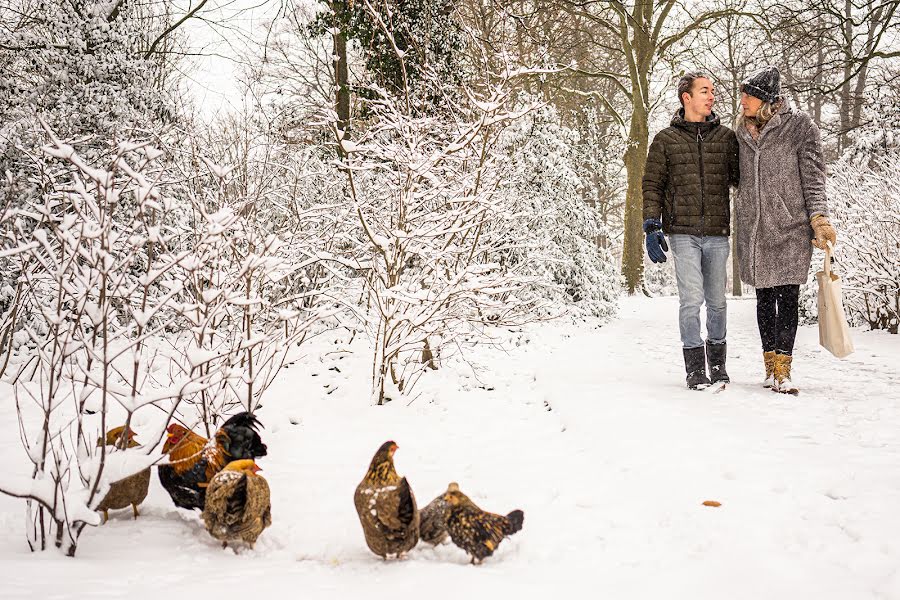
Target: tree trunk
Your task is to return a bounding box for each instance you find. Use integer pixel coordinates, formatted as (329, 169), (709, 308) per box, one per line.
(331, 1), (351, 135)
(620, 1), (657, 295)
(850, 4), (880, 134)
(812, 25), (824, 125)
(622, 107), (648, 294)
(838, 0), (853, 153)
(731, 209), (741, 296)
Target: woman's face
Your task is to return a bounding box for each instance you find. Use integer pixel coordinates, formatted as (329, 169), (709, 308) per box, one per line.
(740, 92), (763, 117)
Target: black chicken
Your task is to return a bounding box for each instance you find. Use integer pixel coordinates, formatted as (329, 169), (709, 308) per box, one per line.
(158, 412), (268, 511)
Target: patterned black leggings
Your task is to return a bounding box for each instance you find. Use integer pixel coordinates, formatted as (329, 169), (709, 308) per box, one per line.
(756, 285), (800, 355)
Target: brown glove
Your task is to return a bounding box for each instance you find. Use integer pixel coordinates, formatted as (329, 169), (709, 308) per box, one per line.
(811, 214), (837, 250)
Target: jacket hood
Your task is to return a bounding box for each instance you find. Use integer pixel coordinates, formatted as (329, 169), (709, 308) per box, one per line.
(671, 108), (721, 133)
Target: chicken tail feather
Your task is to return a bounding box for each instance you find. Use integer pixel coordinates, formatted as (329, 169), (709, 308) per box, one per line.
(505, 509), (524, 535)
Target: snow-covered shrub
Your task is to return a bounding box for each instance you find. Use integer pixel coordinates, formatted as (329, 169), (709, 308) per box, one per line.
(840, 96), (900, 165)
(0, 132), (185, 556)
(187, 109), (356, 313)
(642, 260), (678, 297)
(0, 1), (179, 337)
(170, 156), (329, 430)
(330, 84), (548, 404)
(494, 102), (622, 319)
(798, 99), (900, 329)
(0, 0), (174, 145)
(825, 152), (900, 333)
(0, 125), (335, 554)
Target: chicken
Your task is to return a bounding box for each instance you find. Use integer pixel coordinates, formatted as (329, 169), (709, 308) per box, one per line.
(158, 412), (268, 511)
(443, 488), (524, 564)
(95, 425), (151, 523)
(353, 441), (419, 558)
(418, 482), (459, 545)
(202, 459), (272, 550)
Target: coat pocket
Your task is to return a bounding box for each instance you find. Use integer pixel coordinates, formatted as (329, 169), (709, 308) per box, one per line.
(768, 190), (795, 227)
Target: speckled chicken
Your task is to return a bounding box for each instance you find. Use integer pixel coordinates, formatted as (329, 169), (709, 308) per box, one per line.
(95, 425), (151, 524)
(202, 459), (272, 550)
(443, 488), (523, 564)
(353, 441), (419, 558)
(418, 482), (459, 545)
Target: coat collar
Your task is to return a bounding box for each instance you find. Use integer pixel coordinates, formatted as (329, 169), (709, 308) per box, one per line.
(739, 99), (793, 147)
(758, 100), (792, 136)
(670, 108), (720, 135)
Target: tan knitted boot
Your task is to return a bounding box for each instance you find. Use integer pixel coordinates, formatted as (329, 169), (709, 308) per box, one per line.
(773, 353), (799, 395)
(762, 351), (776, 388)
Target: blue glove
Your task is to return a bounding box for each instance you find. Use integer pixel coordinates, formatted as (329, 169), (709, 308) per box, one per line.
(643, 218), (668, 263)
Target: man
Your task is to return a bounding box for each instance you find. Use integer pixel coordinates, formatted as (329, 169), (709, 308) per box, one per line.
(642, 72), (740, 389)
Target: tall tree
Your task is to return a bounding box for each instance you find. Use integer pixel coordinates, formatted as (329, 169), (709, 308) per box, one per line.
(769, 0), (900, 153)
(313, 0), (465, 113)
(681, 3), (768, 296)
(555, 1), (745, 293)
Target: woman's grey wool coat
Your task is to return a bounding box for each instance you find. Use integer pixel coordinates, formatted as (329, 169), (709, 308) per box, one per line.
(735, 102), (829, 289)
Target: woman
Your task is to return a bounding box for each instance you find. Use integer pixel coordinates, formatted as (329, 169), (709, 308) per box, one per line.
(734, 66), (837, 394)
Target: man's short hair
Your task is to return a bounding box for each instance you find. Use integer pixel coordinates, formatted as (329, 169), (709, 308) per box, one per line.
(677, 72), (709, 106)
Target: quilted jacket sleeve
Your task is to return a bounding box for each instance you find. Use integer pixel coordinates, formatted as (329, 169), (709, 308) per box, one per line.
(642, 133), (668, 222)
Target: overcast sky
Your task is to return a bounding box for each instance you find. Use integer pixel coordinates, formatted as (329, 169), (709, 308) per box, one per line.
(180, 0), (282, 118)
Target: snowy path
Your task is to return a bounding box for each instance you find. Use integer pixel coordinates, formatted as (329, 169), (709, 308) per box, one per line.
(521, 296), (900, 598)
(1, 296), (899, 599)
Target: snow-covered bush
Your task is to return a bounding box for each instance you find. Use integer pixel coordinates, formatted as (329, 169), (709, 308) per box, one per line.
(795, 101), (900, 332)
(0, 0), (174, 144)
(494, 102), (622, 319)
(330, 82), (548, 404)
(0, 0), (180, 339)
(170, 155), (330, 430)
(824, 152), (900, 333)
(0, 132), (186, 555)
(642, 259), (678, 297)
(0, 124), (336, 554)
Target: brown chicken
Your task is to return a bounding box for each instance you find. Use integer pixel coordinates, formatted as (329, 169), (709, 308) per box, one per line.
(158, 412), (267, 511)
(202, 459), (272, 550)
(353, 441), (419, 558)
(418, 482), (459, 545)
(443, 488), (524, 564)
(95, 426), (151, 523)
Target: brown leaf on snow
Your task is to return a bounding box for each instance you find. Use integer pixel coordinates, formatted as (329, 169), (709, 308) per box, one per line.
(702, 500), (722, 507)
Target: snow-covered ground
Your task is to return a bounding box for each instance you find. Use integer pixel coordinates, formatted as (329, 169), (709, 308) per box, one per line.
(1, 296), (899, 599)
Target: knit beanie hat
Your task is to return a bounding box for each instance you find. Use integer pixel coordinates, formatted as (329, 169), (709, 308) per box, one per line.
(741, 66), (781, 103)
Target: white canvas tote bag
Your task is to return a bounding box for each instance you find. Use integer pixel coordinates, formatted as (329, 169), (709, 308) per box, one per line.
(816, 245), (854, 358)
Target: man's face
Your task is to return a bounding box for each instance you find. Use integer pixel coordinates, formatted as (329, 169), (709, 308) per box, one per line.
(740, 92), (763, 117)
(683, 77), (714, 117)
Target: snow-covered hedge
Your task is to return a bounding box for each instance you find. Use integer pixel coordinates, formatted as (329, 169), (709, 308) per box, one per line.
(825, 152), (900, 333)
(799, 99), (900, 332)
(495, 102), (622, 320)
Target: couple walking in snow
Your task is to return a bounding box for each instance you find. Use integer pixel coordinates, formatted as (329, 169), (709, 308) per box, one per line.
(642, 66), (837, 393)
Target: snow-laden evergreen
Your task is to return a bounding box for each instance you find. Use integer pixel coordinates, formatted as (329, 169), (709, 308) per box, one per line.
(495, 102), (622, 319)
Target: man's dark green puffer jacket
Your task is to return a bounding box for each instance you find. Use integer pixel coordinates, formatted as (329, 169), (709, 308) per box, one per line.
(642, 110), (740, 237)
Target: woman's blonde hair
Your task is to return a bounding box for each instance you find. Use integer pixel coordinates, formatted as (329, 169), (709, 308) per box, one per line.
(736, 97), (784, 130)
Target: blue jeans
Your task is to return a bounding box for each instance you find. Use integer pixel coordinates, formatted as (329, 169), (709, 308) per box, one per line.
(669, 234), (729, 349)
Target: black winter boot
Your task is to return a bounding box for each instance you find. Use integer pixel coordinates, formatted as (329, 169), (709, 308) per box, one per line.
(683, 346), (711, 390)
(706, 341), (730, 384)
